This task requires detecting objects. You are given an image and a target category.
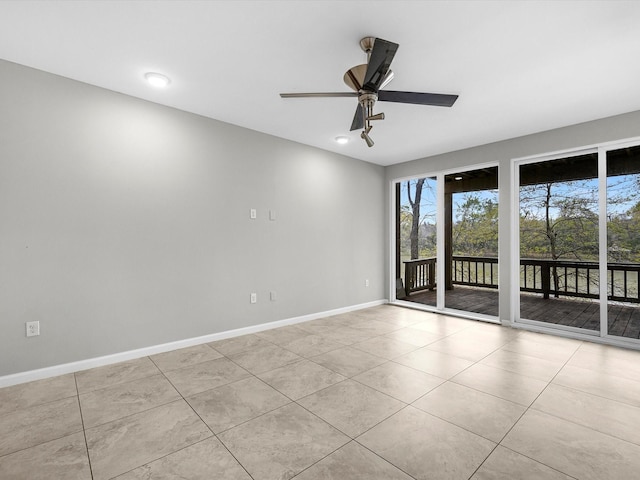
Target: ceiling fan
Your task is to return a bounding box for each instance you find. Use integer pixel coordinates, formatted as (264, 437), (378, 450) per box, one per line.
(280, 36), (459, 147)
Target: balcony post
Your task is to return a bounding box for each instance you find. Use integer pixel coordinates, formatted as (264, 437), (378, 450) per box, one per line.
(541, 262), (551, 299)
(445, 189), (453, 290)
(428, 260), (436, 290)
(395, 183), (401, 281)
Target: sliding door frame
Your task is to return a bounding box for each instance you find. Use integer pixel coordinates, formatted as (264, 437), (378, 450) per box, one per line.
(511, 146), (599, 336)
(511, 136), (640, 349)
(390, 161), (500, 323)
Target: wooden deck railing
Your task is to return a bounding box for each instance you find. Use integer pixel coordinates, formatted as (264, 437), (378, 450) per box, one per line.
(403, 257), (437, 295)
(452, 256), (498, 289)
(404, 256), (640, 302)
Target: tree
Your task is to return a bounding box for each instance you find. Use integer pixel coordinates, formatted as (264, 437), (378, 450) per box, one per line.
(406, 178), (426, 260)
(520, 179), (600, 296)
(520, 180), (598, 261)
(452, 193), (498, 256)
(606, 174), (640, 263)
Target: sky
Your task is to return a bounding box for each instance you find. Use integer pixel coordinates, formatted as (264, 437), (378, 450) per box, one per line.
(398, 173), (639, 224)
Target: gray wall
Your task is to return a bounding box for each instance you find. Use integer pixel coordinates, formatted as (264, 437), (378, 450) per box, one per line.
(0, 60), (386, 376)
(385, 109), (640, 323)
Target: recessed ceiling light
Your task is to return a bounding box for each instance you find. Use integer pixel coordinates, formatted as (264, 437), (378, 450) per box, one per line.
(454, 176), (463, 181)
(145, 72), (170, 88)
(335, 136), (349, 144)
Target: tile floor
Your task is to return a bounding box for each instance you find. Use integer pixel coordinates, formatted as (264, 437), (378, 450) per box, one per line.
(2, 305), (640, 479)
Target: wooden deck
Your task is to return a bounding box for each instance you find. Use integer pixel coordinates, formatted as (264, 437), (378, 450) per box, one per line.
(405, 285), (640, 340)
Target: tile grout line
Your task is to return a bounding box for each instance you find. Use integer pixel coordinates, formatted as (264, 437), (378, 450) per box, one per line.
(4, 307), (640, 478)
(369, 329), (581, 479)
(73, 373), (95, 480)
(0, 421), (89, 462)
(552, 362), (640, 409)
(523, 348), (640, 450)
(0, 391), (80, 422)
(85, 355), (197, 478)
(349, 405), (421, 480)
(149, 353), (258, 480)
(532, 381), (640, 446)
(280, 324), (449, 479)
(408, 333), (545, 478)
(149, 339), (398, 479)
(204, 314), (517, 477)
(289, 395), (417, 478)
(466, 338), (587, 479)
(488, 444), (582, 480)
(201, 322), (416, 478)
(165, 322), (620, 479)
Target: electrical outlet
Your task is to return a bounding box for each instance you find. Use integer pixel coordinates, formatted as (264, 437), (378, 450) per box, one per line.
(365, 279), (370, 287)
(26, 321), (40, 337)
(250, 292), (257, 304)
(250, 208), (257, 219)
(270, 291), (277, 301)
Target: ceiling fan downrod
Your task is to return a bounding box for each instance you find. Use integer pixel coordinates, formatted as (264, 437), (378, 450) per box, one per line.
(358, 92), (385, 147)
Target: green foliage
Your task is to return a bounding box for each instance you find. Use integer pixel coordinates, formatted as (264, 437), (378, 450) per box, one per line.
(399, 203), (436, 261)
(452, 193), (498, 256)
(399, 174), (640, 265)
(399, 179), (437, 261)
(519, 178), (640, 263)
(607, 200), (640, 263)
(520, 180), (599, 261)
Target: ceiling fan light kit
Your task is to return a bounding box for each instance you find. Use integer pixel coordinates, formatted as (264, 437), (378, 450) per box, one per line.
(280, 36), (459, 148)
(361, 128), (374, 147)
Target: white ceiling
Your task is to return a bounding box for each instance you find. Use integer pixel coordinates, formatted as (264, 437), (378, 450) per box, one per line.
(1, 1), (640, 166)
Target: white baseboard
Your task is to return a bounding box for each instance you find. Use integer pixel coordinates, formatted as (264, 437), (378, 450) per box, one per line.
(0, 299), (387, 388)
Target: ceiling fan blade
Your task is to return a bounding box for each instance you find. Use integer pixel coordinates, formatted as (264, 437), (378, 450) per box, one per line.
(378, 90), (459, 107)
(280, 92), (357, 98)
(350, 103), (364, 131)
(363, 38), (399, 92)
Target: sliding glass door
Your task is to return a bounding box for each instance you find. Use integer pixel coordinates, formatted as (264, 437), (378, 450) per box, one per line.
(444, 167), (499, 317)
(394, 165), (499, 320)
(396, 176), (437, 307)
(518, 153), (600, 334)
(606, 145), (640, 340)
(516, 142), (640, 345)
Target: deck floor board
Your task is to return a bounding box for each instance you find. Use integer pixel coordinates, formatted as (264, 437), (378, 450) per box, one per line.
(406, 286), (640, 340)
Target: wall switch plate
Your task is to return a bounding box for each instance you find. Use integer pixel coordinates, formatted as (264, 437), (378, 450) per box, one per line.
(26, 321), (40, 337)
(250, 209), (257, 219)
(250, 292), (257, 304)
(270, 291), (277, 301)
(269, 210), (276, 221)
(365, 279), (370, 287)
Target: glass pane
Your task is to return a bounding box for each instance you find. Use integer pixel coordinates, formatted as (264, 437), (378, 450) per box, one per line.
(445, 167), (499, 316)
(606, 145), (640, 340)
(397, 177), (437, 307)
(519, 154), (600, 331)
